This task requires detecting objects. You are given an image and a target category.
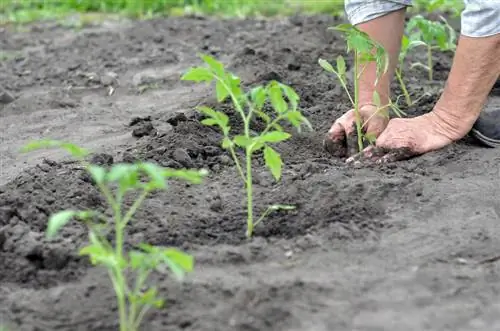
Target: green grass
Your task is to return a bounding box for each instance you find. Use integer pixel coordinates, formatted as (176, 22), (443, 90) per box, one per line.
(0, 0), (346, 24)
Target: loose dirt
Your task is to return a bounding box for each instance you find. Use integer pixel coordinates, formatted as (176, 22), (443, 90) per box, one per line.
(1, 13), (500, 331)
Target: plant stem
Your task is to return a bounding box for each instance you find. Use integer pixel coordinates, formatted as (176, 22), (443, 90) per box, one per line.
(227, 143), (246, 183)
(353, 50), (364, 152)
(109, 269), (128, 331)
(128, 271), (149, 329)
(244, 146), (253, 237)
(427, 45), (433, 81)
(395, 69), (412, 106)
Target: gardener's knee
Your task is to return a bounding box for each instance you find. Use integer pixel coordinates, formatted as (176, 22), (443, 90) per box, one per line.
(344, 0), (413, 25)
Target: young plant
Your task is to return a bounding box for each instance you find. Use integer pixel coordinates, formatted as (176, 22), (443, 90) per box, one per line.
(181, 54), (312, 238)
(21, 140), (207, 331)
(318, 23), (405, 152)
(406, 15), (457, 81)
(395, 34), (426, 106)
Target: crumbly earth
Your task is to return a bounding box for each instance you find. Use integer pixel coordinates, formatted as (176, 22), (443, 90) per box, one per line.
(1, 13), (500, 331)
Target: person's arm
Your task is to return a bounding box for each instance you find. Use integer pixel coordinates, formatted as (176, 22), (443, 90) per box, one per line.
(355, 9), (407, 108)
(431, 1), (500, 140)
(344, 0), (411, 107)
(432, 35), (500, 139)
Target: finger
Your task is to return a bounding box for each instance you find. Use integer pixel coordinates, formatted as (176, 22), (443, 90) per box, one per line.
(375, 147), (416, 163)
(324, 113), (353, 157)
(323, 133), (347, 157)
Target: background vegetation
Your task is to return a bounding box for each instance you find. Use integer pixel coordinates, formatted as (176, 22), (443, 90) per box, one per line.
(1, 0), (463, 24)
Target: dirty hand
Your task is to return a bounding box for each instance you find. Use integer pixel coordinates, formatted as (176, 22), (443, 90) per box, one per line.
(345, 111), (461, 164)
(323, 104), (388, 157)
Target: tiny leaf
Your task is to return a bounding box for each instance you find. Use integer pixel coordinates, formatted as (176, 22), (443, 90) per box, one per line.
(181, 67), (213, 82)
(259, 131), (291, 143)
(263, 146), (283, 181)
(88, 165), (106, 185)
(318, 58), (336, 73)
(234, 135), (252, 147)
(268, 82), (288, 114)
(200, 54), (224, 76)
(250, 86), (267, 110)
(216, 80), (229, 102)
(336, 55), (346, 75)
(47, 210), (76, 239)
(201, 118), (218, 126)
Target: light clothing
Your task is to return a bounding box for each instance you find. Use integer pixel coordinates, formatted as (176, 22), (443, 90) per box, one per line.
(344, 0), (500, 37)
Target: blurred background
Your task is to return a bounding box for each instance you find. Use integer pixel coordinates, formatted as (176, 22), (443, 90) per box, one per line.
(0, 0), (464, 24)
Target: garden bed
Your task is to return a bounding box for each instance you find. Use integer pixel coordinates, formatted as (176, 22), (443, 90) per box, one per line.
(1, 13), (500, 331)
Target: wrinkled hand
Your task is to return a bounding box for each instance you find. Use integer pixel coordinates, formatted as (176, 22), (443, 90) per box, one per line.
(345, 112), (459, 164)
(323, 104), (388, 157)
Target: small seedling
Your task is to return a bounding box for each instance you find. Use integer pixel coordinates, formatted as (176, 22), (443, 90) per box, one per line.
(319, 23), (405, 152)
(406, 15), (457, 81)
(395, 34), (426, 106)
(21, 140), (207, 331)
(181, 53), (311, 238)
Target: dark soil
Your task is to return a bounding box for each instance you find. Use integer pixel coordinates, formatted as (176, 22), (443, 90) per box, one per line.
(1, 13), (500, 331)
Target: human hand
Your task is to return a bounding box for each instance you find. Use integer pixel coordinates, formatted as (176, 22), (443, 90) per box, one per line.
(323, 104), (389, 157)
(345, 111), (463, 164)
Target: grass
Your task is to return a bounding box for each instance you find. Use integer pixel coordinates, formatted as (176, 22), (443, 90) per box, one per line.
(0, 0), (346, 24)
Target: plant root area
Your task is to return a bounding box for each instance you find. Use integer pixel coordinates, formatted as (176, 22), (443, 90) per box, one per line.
(1, 14), (500, 331)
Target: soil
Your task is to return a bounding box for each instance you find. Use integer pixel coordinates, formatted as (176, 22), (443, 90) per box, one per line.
(1, 13), (500, 331)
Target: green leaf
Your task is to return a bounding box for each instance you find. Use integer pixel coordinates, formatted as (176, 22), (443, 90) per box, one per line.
(227, 73), (242, 98)
(201, 118), (218, 126)
(80, 234), (125, 268)
(129, 250), (145, 270)
(197, 106), (229, 128)
(163, 248), (194, 280)
(181, 67), (213, 82)
(200, 53), (224, 76)
(216, 80), (229, 102)
(47, 210), (77, 239)
(268, 82), (287, 114)
(140, 162), (167, 190)
(107, 163), (135, 182)
(250, 86), (267, 110)
(234, 135), (252, 147)
(279, 83), (300, 111)
(259, 131), (291, 143)
(254, 109), (271, 124)
(162, 168), (207, 184)
(250, 142), (265, 153)
(336, 55), (346, 76)
(88, 165), (106, 185)
(20, 139), (89, 158)
(263, 145), (283, 181)
(107, 163), (139, 191)
(269, 204), (296, 211)
(222, 137), (233, 149)
(318, 58), (336, 73)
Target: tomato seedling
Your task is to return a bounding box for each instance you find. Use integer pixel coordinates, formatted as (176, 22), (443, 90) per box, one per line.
(319, 23), (405, 152)
(406, 15), (457, 81)
(21, 140), (207, 331)
(395, 34), (426, 107)
(181, 54), (311, 238)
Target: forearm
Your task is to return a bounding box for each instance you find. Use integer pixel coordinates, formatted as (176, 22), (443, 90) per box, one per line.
(433, 34), (500, 135)
(355, 9), (407, 108)
(344, 0), (412, 107)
